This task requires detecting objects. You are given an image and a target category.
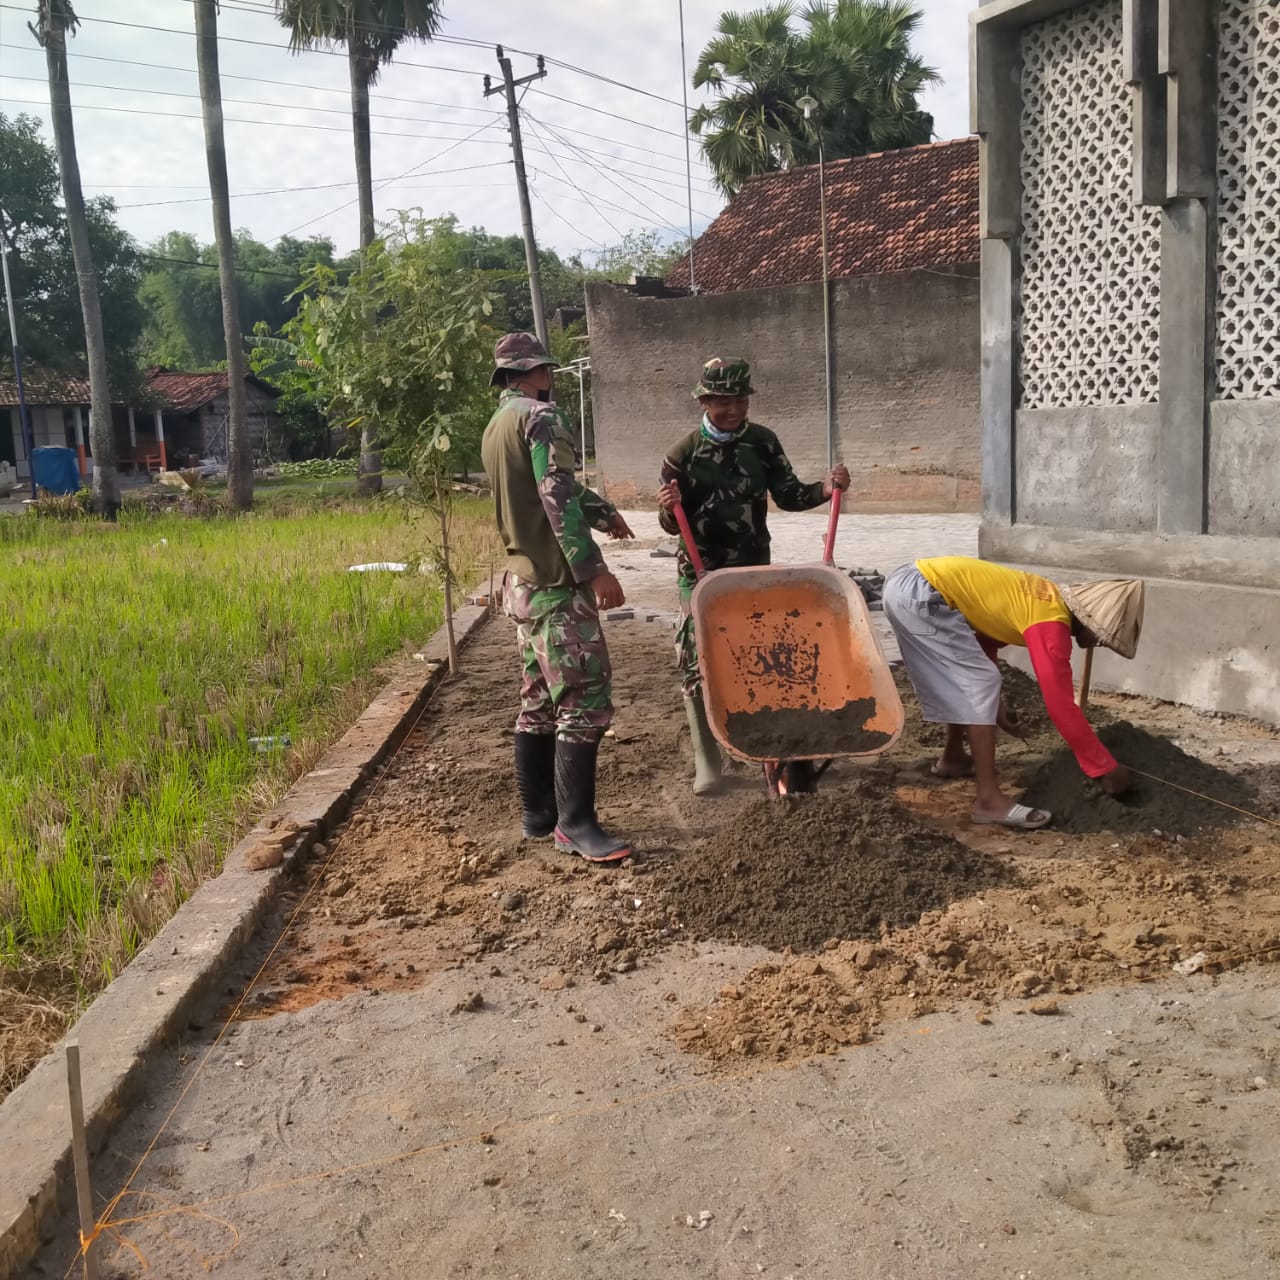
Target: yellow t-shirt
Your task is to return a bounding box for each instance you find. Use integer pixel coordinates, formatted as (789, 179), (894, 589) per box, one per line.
(915, 557), (1070, 648)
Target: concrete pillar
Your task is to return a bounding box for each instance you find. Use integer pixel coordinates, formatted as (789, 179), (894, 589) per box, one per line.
(981, 239), (1017, 525)
(72, 406), (87, 478)
(153, 408), (167, 471)
(127, 407), (137, 449)
(972, 15), (1024, 526)
(1155, 0), (1216, 534)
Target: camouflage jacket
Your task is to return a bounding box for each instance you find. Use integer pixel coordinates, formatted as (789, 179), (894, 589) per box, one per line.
(481, 389), (617, 589)
(658, 421), (826, 586)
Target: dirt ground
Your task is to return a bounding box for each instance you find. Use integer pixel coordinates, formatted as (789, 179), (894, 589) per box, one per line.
(232, 618), (1280, 1071)
(24, 612), (1280, 1280)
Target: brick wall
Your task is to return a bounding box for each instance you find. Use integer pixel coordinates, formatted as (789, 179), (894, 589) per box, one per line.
(585, 268), (981, 510)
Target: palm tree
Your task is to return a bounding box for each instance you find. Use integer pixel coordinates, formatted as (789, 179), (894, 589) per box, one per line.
(194, 0), (253, 510)
(30, 0), (119, 516)
(275, 0), (445, 494)
(690, 0), (939, 197)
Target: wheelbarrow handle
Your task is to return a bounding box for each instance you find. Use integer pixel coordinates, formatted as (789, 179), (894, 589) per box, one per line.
(670, 501), (706, 581)
(823, 485), (843, 567)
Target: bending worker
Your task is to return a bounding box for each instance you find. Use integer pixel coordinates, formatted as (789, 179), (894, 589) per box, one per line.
(882, 556), (1144, 830)
(656, 356), (850, 796)
(481, 332), (634, 863)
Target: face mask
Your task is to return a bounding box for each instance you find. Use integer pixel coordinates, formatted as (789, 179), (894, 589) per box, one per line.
(700, 412), (743, 444)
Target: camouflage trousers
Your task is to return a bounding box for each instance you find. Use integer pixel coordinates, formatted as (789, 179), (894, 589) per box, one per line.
(676, 581), (700, 699)
(503, 573), (614, 743)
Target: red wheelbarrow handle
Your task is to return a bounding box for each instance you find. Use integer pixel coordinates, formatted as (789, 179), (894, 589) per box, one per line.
(823, 486), (843, 567)
(671, 501), (707, 581)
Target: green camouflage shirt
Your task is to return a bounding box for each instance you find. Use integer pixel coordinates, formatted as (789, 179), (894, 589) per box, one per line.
(658, 421), (826, 586)
(481, 389), (616, 588)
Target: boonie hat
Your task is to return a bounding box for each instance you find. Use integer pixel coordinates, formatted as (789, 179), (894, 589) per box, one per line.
(692, 356), (754, 399)
(490, 331), (557, 387)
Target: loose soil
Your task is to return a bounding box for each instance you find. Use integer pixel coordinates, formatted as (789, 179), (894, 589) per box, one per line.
(1022, 721), (1272, 834)
(245, 616), (1280, 1071)
(723, 698), (892, 758)
(661, 786), (1016, 950)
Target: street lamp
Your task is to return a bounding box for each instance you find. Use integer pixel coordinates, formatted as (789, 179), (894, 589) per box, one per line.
(797, 94), (834, 470)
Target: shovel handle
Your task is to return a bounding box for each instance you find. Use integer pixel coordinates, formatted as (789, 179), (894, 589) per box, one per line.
(671, 501), (706, 581)
(823, 485), (843, 566)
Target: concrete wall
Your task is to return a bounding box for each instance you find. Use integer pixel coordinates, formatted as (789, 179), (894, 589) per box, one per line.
(586, 268), (981, 511)
(973, 0), (1280, 723)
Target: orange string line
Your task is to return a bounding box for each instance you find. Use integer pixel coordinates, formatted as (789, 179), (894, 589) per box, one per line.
(1127, 765), (1280, 830)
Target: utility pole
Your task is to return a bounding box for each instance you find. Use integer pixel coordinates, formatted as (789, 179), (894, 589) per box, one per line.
(485, 47), (549, 350)
(0, 211), (38, 499)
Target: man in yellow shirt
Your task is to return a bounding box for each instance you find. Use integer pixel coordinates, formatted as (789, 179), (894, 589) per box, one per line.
(882, 556), (1144, 829)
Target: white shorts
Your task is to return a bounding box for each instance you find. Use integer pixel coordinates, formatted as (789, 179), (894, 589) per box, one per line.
(882, 563), (1002, 725)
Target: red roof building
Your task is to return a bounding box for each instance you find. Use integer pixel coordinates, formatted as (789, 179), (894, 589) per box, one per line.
(666, 137), (979, 294)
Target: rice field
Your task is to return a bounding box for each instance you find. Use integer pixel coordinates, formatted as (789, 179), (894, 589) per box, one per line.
(0, 496), (499, 1091)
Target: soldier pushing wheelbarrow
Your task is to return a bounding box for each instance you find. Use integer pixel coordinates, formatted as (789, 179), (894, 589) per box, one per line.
(658, 357), (902, 797)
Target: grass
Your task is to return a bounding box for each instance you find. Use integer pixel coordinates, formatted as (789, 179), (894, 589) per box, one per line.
(0, 494), (500, 1093)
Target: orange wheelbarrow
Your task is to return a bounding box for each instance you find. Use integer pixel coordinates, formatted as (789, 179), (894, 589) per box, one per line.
(672, 491), (904, 797)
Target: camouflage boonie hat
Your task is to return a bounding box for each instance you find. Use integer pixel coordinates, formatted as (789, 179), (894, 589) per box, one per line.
(490, 331), (558, 387)
(692, 356), (754, 398)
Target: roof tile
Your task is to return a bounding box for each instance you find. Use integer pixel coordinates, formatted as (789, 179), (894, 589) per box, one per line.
(667, 137), (979, 293)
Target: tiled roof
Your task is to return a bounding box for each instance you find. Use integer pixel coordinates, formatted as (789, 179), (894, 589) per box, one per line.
(0, 372), (91, 406)
(143, 368), (233, 414)
(666, 137), (979, 294)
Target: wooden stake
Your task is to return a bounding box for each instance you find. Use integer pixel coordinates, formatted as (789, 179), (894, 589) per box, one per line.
(1076, 646), (1095, 711)
(65, 1044), (99, 1279)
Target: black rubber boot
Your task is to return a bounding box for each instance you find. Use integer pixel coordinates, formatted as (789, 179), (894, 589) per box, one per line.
(513, 732), (557, 838)
(552, 738), (632, 863)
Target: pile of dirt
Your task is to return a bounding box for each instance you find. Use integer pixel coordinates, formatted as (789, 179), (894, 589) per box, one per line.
(723, 699), (892, 758)
(658, 784), (1017, 951)
(673, 831), (1280, 1064)
(1021, 722), (1265, 834)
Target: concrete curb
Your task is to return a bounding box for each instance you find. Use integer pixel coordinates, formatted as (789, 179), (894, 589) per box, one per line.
(0, 601), (493, 1279)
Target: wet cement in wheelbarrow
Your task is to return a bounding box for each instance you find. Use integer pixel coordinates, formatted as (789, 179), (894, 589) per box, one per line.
(724, 697), (893, 760)
(1020, 722), (1268, 835)
(658, 783), (1016, 952)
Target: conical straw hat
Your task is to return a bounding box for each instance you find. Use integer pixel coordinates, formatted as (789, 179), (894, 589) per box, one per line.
(1059, 579), (1145, 659)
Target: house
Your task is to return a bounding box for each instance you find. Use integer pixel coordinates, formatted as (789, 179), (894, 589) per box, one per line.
(586, 137), (980, 509)
(972, 0), (1279, 722)
(0, 367), (283, 480)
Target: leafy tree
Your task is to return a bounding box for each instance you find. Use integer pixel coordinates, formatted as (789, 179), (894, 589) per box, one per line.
(247, 322), (331, 461)
(275, 0), (447, 494)
(137, 231), (342, 370)
(31, 0), (121, 514)
(287, 214), (495, 668)
(691, 0), (939, 196)
(588, 228), (683, 281)
(0, 113), (143, 389)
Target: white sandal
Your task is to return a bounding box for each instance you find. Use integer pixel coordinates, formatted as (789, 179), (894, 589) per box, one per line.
(972, 802), (1052, 830)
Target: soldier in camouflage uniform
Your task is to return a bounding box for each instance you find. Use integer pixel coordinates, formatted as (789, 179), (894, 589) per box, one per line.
(480, 332), (635, 863)
(657, 356), (851, 795)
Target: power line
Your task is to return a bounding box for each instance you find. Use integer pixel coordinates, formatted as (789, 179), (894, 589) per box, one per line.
(0, 4), (692, 110)
(0, 94), (501, 142)
(0, 45), (504, 114)
(114, 164), (511, 208)
(530, 187), (604, 251)
(523, 117), (624, 240)
(0, 3), (484, 78)
(271, 115), (505, 241)
(0, 44), (716, 178)
(0, 71), (493, 129)
(528, 112), (718, 229)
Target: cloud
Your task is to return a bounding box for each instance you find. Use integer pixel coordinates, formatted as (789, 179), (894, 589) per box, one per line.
(0, 0), (972, 258)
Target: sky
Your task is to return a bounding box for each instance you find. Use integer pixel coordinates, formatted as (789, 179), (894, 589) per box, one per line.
(0, 0), (974, 262)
